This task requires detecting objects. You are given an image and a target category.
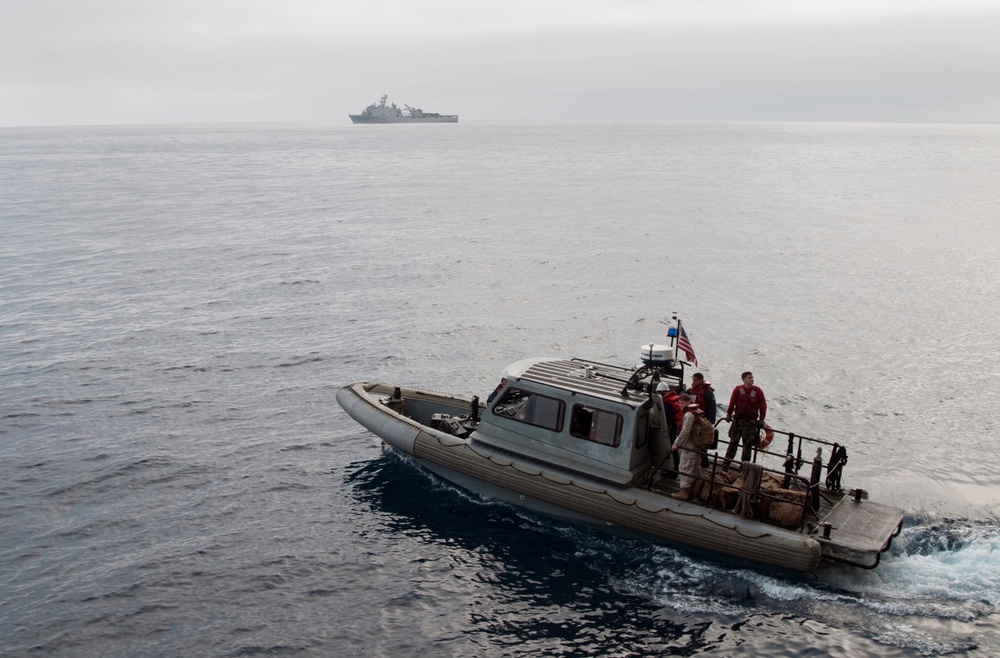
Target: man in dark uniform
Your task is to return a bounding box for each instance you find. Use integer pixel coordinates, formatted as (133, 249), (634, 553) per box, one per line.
(688, 372), (717, 467)
(687, 372), (716, 423)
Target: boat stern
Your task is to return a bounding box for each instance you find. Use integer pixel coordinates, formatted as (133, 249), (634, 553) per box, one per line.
(813, 493), (905, 569)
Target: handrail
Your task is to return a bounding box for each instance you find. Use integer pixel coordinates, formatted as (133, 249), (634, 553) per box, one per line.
(715, 418), (848, 493)
(642, 397), (847, 527)
(767, 425), (840, 448)
(669, 444), (814, 531)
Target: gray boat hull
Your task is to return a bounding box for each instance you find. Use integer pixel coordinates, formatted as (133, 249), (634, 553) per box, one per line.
(337, 382), (825, 573)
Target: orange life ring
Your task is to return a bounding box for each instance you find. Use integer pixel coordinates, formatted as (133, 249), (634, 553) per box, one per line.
(759, 423), (774, 450)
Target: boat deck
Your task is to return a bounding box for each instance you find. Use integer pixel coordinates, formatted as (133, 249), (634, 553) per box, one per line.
(648, 467), (841, 536)
(815, 496), (905, 553)
(649, 464), (902, 559)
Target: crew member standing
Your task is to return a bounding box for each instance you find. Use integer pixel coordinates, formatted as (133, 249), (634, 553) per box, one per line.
(687, 372), (717, 423)
(724, 371), (766, 464)
(688, 372), (717, 468)
(670, 394), (704, 501)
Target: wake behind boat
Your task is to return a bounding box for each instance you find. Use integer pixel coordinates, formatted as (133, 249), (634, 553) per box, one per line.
(337, 324), (904, 573)
(349, 94), (458, 123)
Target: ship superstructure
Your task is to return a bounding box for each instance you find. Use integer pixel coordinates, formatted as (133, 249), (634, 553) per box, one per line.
(349, 94), (458, 123)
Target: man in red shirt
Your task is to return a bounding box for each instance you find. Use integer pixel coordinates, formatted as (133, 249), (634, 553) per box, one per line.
(724, 371), (766, 465)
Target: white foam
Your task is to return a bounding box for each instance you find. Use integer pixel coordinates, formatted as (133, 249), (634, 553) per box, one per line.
(841, 521), (1000, 618)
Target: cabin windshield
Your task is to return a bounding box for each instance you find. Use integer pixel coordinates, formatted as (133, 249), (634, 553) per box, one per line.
(492, 387), (564, 432)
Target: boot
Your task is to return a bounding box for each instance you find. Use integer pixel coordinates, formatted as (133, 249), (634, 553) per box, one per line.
(671, 489), (689, 501)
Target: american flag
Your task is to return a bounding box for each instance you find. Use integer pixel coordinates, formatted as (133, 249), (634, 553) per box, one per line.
(677, 323), (698, 365)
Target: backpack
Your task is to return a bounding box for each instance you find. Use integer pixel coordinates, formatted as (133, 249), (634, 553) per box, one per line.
(692, 416), (716, 449)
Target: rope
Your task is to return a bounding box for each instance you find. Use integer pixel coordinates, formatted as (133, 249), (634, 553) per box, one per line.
(735, 462), (763, 519)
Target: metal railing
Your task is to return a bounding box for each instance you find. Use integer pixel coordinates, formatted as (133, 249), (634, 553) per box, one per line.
(661, 419), (850, 531)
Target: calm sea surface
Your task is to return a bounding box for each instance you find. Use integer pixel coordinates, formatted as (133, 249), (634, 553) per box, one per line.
(2, 120), (1000, 656)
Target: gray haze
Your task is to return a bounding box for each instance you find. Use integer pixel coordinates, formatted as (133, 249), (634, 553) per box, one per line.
(2, 0), (999, 126)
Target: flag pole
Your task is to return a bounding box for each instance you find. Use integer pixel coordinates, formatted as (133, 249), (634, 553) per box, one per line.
(670, 312), (678, 363)
(675, 316), (698, 367)
(674, 316), (682, 363)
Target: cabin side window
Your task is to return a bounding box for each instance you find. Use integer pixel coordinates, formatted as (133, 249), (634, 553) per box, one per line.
(570, 405), (623, 447)
(492, 387), (565, 432)
(634, 410), (649, 449)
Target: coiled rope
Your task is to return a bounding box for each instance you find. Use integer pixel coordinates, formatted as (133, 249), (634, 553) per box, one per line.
(735, 462), (763, 519)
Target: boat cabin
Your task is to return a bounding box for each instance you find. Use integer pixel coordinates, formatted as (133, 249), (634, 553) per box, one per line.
(472, 357), (684, 485)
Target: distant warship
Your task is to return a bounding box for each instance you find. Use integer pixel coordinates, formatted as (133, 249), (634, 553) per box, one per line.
(349, 94), (458, 123)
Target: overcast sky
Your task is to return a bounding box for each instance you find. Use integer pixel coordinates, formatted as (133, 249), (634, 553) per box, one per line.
(2, 0), (998, 126)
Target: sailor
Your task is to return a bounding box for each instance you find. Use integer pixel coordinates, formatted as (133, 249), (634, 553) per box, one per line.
(687, 373), (717, 423)
(724, 371), (767, 464)
(656, 382), (679, 436)
(670, 394), (704, 501)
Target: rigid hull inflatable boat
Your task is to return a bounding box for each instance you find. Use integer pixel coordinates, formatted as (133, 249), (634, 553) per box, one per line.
(337, 350), (904, 573)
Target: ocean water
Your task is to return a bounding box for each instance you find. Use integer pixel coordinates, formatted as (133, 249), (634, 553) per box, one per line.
(2, 120), (1000, 656)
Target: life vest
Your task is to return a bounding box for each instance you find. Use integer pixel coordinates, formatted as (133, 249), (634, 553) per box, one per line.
(688, 382), (715, 416)
(662, 392), (681, 427)
(730, 385), (765, 420)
